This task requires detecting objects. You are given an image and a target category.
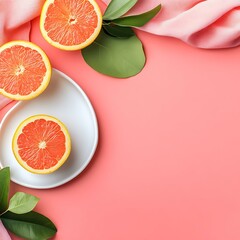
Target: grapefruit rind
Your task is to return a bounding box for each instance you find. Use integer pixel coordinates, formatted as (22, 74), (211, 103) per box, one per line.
(0, 41), (51, 100)
(40, 0), (102, 51)
(12, 115), (71, 174)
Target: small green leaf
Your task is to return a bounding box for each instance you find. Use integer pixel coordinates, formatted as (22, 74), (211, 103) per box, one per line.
(112, 4), (161, 27)
(8, 192), (39, 214)
(103, 24), (135, 38)
(82, 30), (145, 78)
(1, 211), (57, 240)
(0, 167), (10, 214)
(103, 0), (138, 20)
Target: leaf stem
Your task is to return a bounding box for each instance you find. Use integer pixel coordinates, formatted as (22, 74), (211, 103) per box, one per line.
(102, 21), (110, 26)
(0, 209), (8, 217)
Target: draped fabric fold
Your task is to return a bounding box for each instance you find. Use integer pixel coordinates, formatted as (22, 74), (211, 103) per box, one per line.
(0, 0), (45, 44)
(0, 220), (11, 240)
(102, 0), (240, 49)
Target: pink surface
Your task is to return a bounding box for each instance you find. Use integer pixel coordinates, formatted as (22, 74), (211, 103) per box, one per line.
(2, 3), (240, 240)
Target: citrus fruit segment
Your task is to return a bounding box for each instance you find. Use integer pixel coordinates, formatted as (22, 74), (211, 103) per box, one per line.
(12, 115), (71, 174)
(0, 41), (51, 100)
(40, 0), (102, 51)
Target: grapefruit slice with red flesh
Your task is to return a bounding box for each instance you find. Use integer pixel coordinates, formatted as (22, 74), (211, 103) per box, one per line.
(40, 0), (102, 50)
(0, 41), (51, 100)
(12, 115), (71, 174)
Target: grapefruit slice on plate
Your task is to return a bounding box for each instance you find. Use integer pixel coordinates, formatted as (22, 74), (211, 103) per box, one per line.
(0, 41), (51, 100)
(12, 114), (71, 174)
(40, 0), (102, 51)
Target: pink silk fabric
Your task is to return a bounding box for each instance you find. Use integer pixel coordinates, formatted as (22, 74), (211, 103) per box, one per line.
(0, 220), (11, 240)
(103, 0), (240, 49)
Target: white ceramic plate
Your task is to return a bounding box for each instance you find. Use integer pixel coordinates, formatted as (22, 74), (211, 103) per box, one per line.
(0, 69), (98, 189)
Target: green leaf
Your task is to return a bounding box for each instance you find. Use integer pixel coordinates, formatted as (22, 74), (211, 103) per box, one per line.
(103, 0), (138, 20)
(112, 4), (161, 27)
(0, 167), (10, 214)
(103, 24), (135, 38)
(82, 30), (145, 78)
(1, 211), (57, 240)
(8, 192), (39, 214)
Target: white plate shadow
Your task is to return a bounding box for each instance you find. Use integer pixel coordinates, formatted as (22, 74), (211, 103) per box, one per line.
(0, 69), (98, 189)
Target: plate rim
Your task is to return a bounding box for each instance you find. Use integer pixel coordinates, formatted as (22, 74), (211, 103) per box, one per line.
(0, 68), (99, 189)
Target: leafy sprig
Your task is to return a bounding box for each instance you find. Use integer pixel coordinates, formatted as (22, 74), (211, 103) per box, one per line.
(0, 167), (57, 240)
(82, 0), (161, 78)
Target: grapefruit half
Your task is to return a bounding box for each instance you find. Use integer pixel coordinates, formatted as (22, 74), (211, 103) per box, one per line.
(0, 41), (51, 100)
(40, 0), (102, 50)
(12, 115), (71, 174)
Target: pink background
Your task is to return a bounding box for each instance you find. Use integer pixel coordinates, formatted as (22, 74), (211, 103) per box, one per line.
(1, 2), (240, 240)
